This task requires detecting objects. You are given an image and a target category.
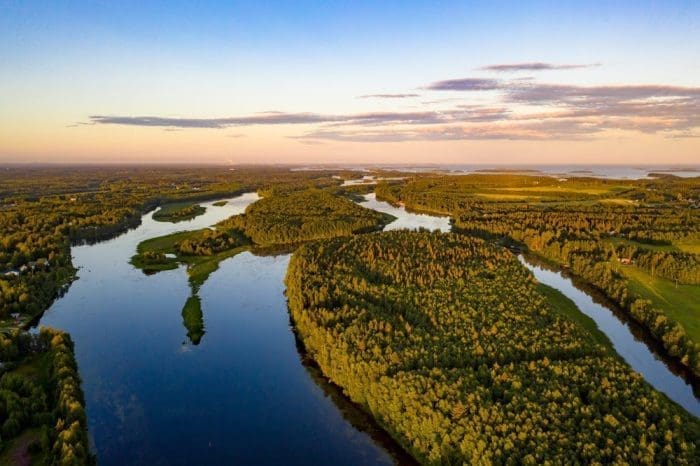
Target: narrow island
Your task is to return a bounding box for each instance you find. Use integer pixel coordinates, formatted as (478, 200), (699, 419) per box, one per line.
(131, 188), (393, 344)
(152, 202), (207, 223)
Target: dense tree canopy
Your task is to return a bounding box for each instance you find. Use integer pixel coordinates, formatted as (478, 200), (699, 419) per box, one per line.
(221, 189), (393, 246)
(0, 328), (92, 465)
(376, 175), (700, 377)
(287, 231), (700, 464)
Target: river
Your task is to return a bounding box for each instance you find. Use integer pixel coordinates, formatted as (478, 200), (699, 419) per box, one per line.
(37, 194), (411, 466)
(36, 190), (697, 464)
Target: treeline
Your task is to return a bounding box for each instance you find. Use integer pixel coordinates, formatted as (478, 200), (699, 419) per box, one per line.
(176, 229), (248, 256)
(220, 189), (392, 246)
(377, 175), (700, 377)
(152, 203), (206, 223)
(615, 246), (700, 285)
(0, 328), (92, 465)
(286, 231), (699, 464)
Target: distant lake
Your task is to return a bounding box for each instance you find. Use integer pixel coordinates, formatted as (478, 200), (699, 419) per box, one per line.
(296, 164), (700, 180)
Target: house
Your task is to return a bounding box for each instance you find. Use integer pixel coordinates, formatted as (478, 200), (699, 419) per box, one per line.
(4, 270), (19, 278)
(19, 264), (29, 273)
(619, 258), (633, 265)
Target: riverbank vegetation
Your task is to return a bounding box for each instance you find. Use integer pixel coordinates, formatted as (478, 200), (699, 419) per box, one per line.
(287, 231), (700, 464)
(152, 202), (206, 223)
(0, 328), (93, 465)
(376, 174), (700, 377)
(0, 166), (351, 329)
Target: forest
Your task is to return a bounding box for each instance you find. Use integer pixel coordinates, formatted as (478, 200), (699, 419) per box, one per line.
(376, 174), (700, 377)
(286, 231), (699, 464)
(0, 328), (93, 465)
(220, 188), (394, 246)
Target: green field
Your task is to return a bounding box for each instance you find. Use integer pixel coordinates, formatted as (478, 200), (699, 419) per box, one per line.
(494, 185), (624, 195)
(619, 265), (700, 342)
(675, 237), (700, 254)
(607, 237), (679, 252)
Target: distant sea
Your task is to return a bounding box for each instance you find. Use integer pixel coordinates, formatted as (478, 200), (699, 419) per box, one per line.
(295, 164), (700, 180)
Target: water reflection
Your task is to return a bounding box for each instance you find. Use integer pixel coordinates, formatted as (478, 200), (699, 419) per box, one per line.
(358, 193), (451, 232)
(38, 193), (404, 465)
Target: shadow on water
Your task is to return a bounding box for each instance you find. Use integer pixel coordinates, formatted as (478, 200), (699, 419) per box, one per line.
(520, 254), (700, 416)
(523, 253), (698, 392)
(181, 294), (205, 345)
(283, 307), (419, 466)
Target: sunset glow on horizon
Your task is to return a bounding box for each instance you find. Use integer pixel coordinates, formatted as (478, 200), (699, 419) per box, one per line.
(1, 1), (699, 165)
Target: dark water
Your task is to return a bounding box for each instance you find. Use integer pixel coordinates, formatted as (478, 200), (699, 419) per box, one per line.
(37, 194), (406, 465)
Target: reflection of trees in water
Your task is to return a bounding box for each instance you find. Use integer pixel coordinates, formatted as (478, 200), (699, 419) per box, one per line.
(181, 294), (205, 345)
(287, 314), (418, 466)
(522, 253), (699, 396)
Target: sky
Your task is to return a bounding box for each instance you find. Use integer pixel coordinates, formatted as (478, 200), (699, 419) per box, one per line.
(0, 0), (699, 165)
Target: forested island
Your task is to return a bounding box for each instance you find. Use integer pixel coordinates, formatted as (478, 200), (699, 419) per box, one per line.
(220, 188), (394, 246)
(287, 231), (699, 464)
(152, 202), (206, 223)
(0, 166), (698, 465)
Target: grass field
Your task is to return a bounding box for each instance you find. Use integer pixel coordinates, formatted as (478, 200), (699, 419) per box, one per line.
(675, 237), (700, 254)
(607, 237), (679, 252)
(597, 198), (638, 205)
(494, 185), (625, 195)
(474, 192), (545, 201)
(537, 283), (615, 354)
(618, 265), (700, 342)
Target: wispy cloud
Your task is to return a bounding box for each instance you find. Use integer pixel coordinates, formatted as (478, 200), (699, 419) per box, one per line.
(87, 69), (700, 143)
(480, 62), (600, 72)
(358, 93), (419, 99)
(425, 78), (502, 91)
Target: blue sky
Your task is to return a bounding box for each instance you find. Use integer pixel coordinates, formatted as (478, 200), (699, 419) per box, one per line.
(1, 1), (698, 164)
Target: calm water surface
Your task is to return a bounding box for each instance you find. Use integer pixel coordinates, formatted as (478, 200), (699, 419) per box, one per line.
(359, 193), (451, 232)
(38, 194), (403, 465)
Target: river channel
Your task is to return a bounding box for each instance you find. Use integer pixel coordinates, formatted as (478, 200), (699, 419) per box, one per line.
(36, 190), (698, 464)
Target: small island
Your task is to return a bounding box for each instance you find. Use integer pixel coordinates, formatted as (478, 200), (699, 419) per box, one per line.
(152, 202), (206, 223)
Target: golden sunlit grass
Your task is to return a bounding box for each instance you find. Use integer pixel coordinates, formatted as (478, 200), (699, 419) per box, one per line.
(493, 185), (623, 195)
(617, 265), (700, 341)
(474, 193), (544, 201)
